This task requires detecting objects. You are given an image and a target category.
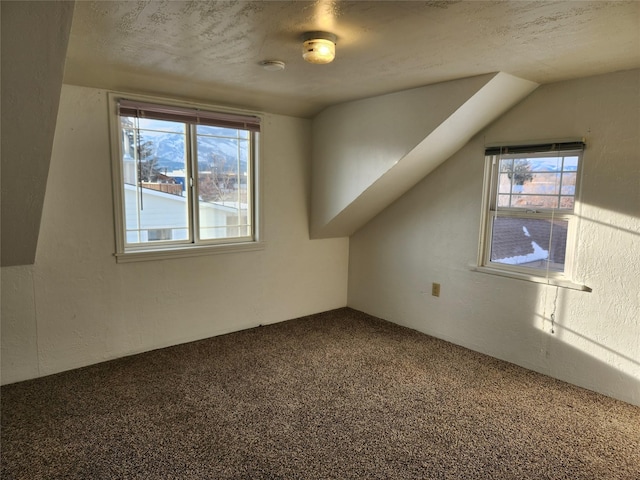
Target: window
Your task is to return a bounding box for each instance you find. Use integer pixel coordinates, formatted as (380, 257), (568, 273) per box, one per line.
(109, 94), (261, 262)
(478, 141), (588, 289)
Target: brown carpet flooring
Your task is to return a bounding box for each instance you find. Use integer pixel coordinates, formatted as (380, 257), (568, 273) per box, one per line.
(2, 308), (639, 479)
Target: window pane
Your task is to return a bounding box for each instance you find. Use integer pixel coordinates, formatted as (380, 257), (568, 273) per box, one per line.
(496, 154), (579, 212)
(138, 117), (185, 133)
(499, 158), (513, 172)
(197, 126), (250, 140)
(490, 216), (569, 272)
(563, 156), (579, 171)
(196, 126), (252, 241)
(530, 156), (562, 172)
(120, 118), (189, 245)
(497, 194), (511, 207)
(197, 125), (243, 138)
(529, 173), (559, 195)
(498, 173), (513, 195)
(499, 158), (534, 183)
(560, 196), (575, 209)
(561, 172), (577, 195)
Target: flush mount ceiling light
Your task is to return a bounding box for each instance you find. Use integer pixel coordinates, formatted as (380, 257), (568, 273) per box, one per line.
(301, 31), (337, 64)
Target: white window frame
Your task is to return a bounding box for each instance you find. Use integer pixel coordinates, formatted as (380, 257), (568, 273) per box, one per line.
(474, 140), (591, 292)
(108, 92), (263, 263)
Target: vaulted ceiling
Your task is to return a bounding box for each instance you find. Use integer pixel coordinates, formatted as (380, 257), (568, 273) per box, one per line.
(2, 1), (639, 265)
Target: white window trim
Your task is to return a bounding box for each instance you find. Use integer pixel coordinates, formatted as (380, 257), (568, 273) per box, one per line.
(470, 265), (591, 292)
(114, 241), (266, 264)
(108, 92), (264, 263)
(473, 140), (591, 292)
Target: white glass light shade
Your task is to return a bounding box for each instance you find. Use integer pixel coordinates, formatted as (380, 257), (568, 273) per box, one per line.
(301, 33), (336, 64)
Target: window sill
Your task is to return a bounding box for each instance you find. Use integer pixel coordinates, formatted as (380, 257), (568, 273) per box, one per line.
(470, 265), (592, 292)
(115, 241), (265, 263)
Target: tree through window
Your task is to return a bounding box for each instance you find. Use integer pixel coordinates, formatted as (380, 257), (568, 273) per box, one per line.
(109, 95), (261, 260)
(480, 142), (584, 276)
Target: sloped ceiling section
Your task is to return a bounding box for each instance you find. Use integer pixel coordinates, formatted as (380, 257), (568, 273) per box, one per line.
(310, 73), (539, 239)
(1, 1), (75, 266)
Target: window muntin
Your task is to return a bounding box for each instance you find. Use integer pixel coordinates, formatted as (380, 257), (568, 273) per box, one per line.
(495, 154), (579, 211)
(481, 144), (583, 277)
(111, 95), (260, 258)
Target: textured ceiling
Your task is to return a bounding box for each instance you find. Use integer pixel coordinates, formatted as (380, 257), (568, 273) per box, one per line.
(64, 0), (640, 117)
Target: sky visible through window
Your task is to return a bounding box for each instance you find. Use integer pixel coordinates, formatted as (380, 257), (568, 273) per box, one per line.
(497, 155), (578, 211)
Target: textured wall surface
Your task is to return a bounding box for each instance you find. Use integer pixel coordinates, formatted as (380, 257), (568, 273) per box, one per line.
(1, 1), (75, 266)
(348, 69), (640, 406)
(1, 85), (349, 384)
(310, 73), (538, 238)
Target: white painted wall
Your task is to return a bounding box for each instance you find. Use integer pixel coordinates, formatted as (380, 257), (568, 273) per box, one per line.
(1, 85), (349, 384)
(3, 72), (637, 409)
(348, 69), (640, 406)
(311, 74), (495, 234)
(310, 74), (538, 238)
(1, 0), (75, 266)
